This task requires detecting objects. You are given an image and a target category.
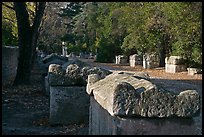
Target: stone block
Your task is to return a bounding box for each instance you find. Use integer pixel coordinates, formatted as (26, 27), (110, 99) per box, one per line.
(48, 62), (111, 86)
(49, 86), (89, 125)
(187, 68), (202, 75)
(87, 72), (200, 118)
(143, 60), (159, 69)
(143, 53), (160, 62)
(42, 53), (68, 64)
(129, 54), (142, 61)
(89, 96), (198, 135)
(115, 55), (127, 64)
(2, 46), (19, 85)
(165, 64), (186, 73)
(129, 54), (143, 67)
(143, 53), (160, 69)
(165, 56), (185, 65)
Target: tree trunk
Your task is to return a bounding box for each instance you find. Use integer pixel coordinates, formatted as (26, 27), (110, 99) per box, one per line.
(159, 44), (166, 67)
(13, 2), (46, 86)
(13, 2), (33, 85)
(31, 2), (46, 68)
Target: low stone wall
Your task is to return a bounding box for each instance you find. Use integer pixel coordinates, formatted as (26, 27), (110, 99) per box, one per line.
(87, 72), (200, 135)
(165, 56), (186, 73)
(2, 46), (19, 85)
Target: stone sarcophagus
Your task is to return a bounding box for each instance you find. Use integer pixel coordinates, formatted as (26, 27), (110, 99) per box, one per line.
(165, 56), (187, 73)
(115, 55), (128, 65)
(129, 54), (143, 67)
(86, 72), (201, 135)
(48, 59), (112, 125)
(143, 53), (160, 69)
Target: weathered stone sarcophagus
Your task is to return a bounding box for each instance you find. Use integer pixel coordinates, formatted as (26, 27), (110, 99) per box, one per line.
(48, 59), (112, 125)
(143, 53), (160, 69)
(165, 56), (187, 73)
(87, 72), (200, 135)
(115, 55), (128, 65)
(129, 54), (143, 67)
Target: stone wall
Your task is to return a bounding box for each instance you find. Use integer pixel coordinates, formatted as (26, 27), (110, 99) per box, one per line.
(2, 46), (19, 85)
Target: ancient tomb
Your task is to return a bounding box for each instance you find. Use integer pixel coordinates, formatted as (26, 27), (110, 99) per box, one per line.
(2, 46), (19, 85)
(87, 72), (200, 135)
(187, 68), (202, 75)
(48, 59), (111, 125)
(165, 56), (186, 73)
(115, 55), (128, 65)
(143, 53), (160, 69)
(129, 54), (143, 67)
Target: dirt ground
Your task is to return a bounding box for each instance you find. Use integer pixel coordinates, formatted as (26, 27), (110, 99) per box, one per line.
(2, 58), (202, 135)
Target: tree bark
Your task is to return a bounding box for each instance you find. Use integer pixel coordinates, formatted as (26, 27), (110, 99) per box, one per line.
(13, 2), (46, 86)
(31, 2), (46, 68)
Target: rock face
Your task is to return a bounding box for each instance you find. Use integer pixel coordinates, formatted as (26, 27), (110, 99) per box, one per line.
(87, 72), (200, 118)
(48, 59), (112, 86)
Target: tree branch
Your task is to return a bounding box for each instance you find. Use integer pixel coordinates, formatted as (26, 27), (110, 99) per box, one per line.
(31, 2), (46, 33)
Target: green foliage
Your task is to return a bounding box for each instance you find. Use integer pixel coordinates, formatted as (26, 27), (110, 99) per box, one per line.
(95, 37), (116, 63)
(2, 2), (18, 46)
(2, 21), (18, 46)
(38, 2), (203, 67)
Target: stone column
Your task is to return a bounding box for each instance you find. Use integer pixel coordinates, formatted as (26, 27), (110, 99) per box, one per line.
(62, 46), (68, 57)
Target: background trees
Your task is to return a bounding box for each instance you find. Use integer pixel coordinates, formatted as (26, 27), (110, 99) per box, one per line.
(2, 2), (202, 79)
(2, 2), (18, 46)
(37, 2), (67, 54)
(72, 2), (201, 67)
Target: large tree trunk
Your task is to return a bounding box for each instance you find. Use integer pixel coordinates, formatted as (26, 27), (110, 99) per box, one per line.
(13, 2), (33, 85)
(13, 2), (46, 86)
